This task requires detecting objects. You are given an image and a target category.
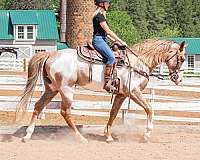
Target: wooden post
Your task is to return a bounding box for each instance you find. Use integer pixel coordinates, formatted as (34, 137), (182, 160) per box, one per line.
(121, 109), (127, 124)
(150, 88), (155, 103)
(23, 58), (26, 71)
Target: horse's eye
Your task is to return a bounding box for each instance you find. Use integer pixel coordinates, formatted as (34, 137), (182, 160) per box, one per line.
(178, 56), (185, 62)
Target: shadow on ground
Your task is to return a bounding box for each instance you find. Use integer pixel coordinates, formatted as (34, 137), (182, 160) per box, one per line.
(0, 125), (85, 142)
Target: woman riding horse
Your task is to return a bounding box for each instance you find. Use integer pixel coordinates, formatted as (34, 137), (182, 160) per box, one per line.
(92, 0), (127, 92)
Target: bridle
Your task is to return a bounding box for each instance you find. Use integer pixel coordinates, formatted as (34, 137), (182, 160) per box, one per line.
(165, 48), (185, 82)
(125, 42), (185, 82)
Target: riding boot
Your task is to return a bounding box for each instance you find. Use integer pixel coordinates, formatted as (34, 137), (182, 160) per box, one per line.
(103, 64), (117, 92)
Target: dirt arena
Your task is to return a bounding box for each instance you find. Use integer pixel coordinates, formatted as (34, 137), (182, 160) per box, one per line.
(1, 71), (200, 160)
(1, 112), (200, 160)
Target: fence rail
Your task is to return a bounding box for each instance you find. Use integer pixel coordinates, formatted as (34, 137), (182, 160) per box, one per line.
(0, 58), (27, 71)
(153, 65), (200, 78)
(0, 84), (200, 123)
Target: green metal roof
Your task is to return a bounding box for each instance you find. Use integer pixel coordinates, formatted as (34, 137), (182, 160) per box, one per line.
(57, 42), (68, 50)
(0, 10), (13, 39)
(36, 10), (59, 40)
(0, 10), (59, 40)
(160, 37), (200, 55)
(10, 10), (38, 25)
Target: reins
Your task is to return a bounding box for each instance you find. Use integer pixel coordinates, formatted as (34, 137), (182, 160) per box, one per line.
(125, 46), (150, 110)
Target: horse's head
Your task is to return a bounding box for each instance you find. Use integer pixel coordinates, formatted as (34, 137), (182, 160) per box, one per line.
(165, 41), (187, 85)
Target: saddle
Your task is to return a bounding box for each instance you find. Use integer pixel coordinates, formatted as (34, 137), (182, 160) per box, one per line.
(77, 41), (127, 67)
(77, 41), (127, 93)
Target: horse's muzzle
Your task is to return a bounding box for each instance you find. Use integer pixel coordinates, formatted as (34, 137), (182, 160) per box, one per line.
(170, 72), (182, 85)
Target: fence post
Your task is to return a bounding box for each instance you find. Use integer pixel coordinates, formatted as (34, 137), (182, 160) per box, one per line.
(122, 109), (125, 124)
(23, 58), (26, 72)
(150, 87), (155, 103)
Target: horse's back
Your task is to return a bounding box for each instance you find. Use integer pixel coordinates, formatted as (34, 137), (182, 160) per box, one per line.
(46, 48), (79, 83)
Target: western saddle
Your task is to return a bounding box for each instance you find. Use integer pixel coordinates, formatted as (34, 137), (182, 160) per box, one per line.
(77, 41), (127, 93)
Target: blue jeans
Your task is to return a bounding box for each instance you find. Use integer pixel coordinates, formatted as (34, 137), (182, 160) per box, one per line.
(92, 36), (115, 65)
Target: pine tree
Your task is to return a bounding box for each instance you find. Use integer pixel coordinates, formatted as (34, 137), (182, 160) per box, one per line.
(191, 0), (200, 37)
(175, 0), (193, 37)
(110, 0), (127, 11)
(1, 0), (59, 11)
(146, 0), (165, 37)
(127, 0), (149, 39)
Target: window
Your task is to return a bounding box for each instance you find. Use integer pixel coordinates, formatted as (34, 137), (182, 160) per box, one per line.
(17, 26), (24, 39)
(188, 55), (195, 68)
(27, 26), (33, 39)
(35, 49), (46, 54)
(16, 25), (35, 40)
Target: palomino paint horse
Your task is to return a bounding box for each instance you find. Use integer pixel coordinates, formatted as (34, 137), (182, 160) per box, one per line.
(16, 39), (187, 143)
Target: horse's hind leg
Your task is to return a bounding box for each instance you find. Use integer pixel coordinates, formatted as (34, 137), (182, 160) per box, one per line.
(22, 88), (58, 142)
(60, 87), (88, 143)
(104, 94), (126, 142)
(130, 89), (153, 142)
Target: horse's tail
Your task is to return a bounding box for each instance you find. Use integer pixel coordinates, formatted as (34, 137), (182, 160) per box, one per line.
(15, 52), (49, 122)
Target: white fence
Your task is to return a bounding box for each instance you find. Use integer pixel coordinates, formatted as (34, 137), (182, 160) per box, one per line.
(0, 58), (27, 71)
(0, 78), (200, 123)
(153, 65), (200, 78)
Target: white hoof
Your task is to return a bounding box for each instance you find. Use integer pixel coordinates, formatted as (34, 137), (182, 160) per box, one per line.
(76, 133), (88, 143)
(21, 137), (30, 143)
(80, 136), (88, 143)
(106, 136), (114, 143)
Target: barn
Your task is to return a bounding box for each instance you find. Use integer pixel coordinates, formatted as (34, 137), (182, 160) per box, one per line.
(0, 10), (65, 59)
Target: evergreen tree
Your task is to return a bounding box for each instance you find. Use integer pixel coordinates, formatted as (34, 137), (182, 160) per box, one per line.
(156, 0), (180, 37)
(127, 0), (149, 39)
(158, 0), (178, 28)
(0, 0), (59, 11)
(146, 0), (165, 37)
(175, 0), (193, 37)
(191, 0), (200, 37)
(110, 0), (127, 11)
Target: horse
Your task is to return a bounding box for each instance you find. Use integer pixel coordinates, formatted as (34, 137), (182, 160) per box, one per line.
(15, 39), (187, 143)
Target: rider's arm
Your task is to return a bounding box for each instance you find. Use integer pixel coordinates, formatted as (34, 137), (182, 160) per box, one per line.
(107, 35), (115, 42)
(100, 21), (127, 46)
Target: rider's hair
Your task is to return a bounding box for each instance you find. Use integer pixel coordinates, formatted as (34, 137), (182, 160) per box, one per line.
(93, 7), (104, 18)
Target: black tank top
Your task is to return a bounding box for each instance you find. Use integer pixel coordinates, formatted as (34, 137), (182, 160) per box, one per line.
(93, 13), (107, 37)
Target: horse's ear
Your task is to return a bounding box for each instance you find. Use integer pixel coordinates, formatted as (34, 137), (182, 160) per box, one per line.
(179, 41), (188, 52)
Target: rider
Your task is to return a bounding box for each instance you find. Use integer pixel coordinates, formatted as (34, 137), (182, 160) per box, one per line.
(92, 0), (127, 92)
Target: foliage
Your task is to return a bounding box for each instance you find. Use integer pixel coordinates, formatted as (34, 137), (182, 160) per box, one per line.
(107, 11), (140, 45)
(1, 0), (200, 43)
(158, 27), (180, 37)
(0, 0), (59, 11)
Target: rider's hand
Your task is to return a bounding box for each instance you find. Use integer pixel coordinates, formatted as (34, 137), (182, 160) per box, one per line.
(120, 41), (128, 47)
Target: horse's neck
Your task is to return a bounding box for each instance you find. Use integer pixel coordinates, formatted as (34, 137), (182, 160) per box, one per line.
(135, 59), (151, 74)
(137, 53), (164, 73)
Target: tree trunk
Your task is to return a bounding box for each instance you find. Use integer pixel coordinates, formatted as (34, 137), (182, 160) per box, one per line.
(66, 0), (95, 48)
(60, 0), (67, 42)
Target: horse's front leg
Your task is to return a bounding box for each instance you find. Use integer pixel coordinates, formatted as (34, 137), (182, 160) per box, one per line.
(104, 94), (126, 142)
(130, 89), (153, 142)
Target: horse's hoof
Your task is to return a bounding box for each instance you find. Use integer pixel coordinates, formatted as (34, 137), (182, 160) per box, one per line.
(106, 137), (114, 143)
(76, 134), (88, 143)
(80, 137), (88, 143)
(21, 137), (30, 143)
